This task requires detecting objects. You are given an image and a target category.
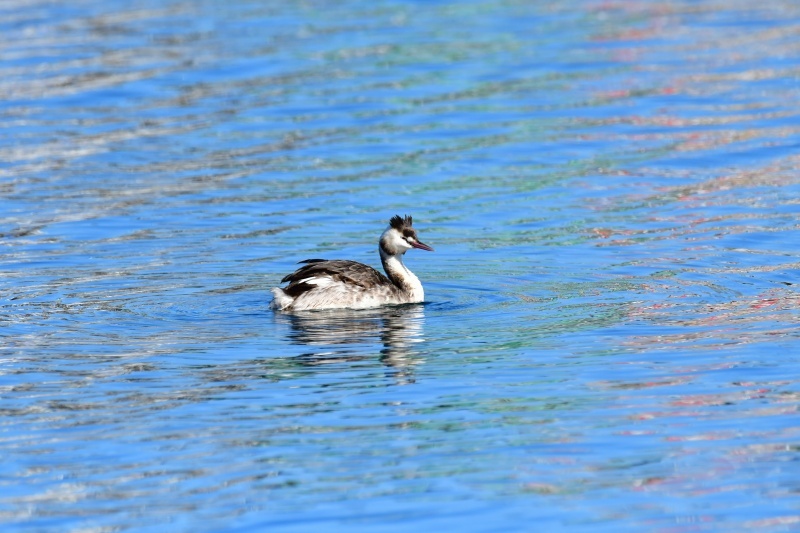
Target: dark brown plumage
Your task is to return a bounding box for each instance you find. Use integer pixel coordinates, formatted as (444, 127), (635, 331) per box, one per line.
(280, 259), (392, 298)
(390, 214), (412, 230)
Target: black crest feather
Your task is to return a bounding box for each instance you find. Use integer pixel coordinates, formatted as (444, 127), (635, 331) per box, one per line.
(389, 214), (413, 230)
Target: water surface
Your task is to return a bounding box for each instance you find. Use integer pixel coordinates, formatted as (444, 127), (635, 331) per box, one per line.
(3, 0), (800, 531)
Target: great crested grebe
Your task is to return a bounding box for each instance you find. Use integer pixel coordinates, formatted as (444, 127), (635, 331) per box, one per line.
(271, 215), (433, 311)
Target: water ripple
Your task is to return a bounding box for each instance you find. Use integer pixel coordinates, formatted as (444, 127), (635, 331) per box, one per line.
(3, 0), (800, 531)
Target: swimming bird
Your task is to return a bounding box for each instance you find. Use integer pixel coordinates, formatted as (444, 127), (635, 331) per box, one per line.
(271, 215), (433, 311)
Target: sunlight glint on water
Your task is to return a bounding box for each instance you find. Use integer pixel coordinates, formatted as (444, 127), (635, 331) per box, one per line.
(2, 1), (800, 531)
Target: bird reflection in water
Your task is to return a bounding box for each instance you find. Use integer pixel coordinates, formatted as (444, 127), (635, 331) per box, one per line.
(275, 304), (426, 384)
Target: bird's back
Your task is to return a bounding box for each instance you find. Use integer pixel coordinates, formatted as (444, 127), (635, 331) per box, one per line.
(271, 259), (400, 311)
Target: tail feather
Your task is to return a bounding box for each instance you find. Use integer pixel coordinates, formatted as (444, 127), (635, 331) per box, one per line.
(270, 287), (294, 310)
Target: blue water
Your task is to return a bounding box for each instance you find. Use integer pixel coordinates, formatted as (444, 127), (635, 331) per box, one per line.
(3, 0), (800, 531)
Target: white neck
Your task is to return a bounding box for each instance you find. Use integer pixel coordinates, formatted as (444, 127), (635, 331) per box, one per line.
(380, 248), (424, 302)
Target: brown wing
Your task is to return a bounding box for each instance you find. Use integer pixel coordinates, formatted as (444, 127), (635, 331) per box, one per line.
(279, 259), (391, 298)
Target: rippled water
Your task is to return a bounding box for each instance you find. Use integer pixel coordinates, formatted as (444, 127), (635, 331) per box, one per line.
(3, 0), (800, 531)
